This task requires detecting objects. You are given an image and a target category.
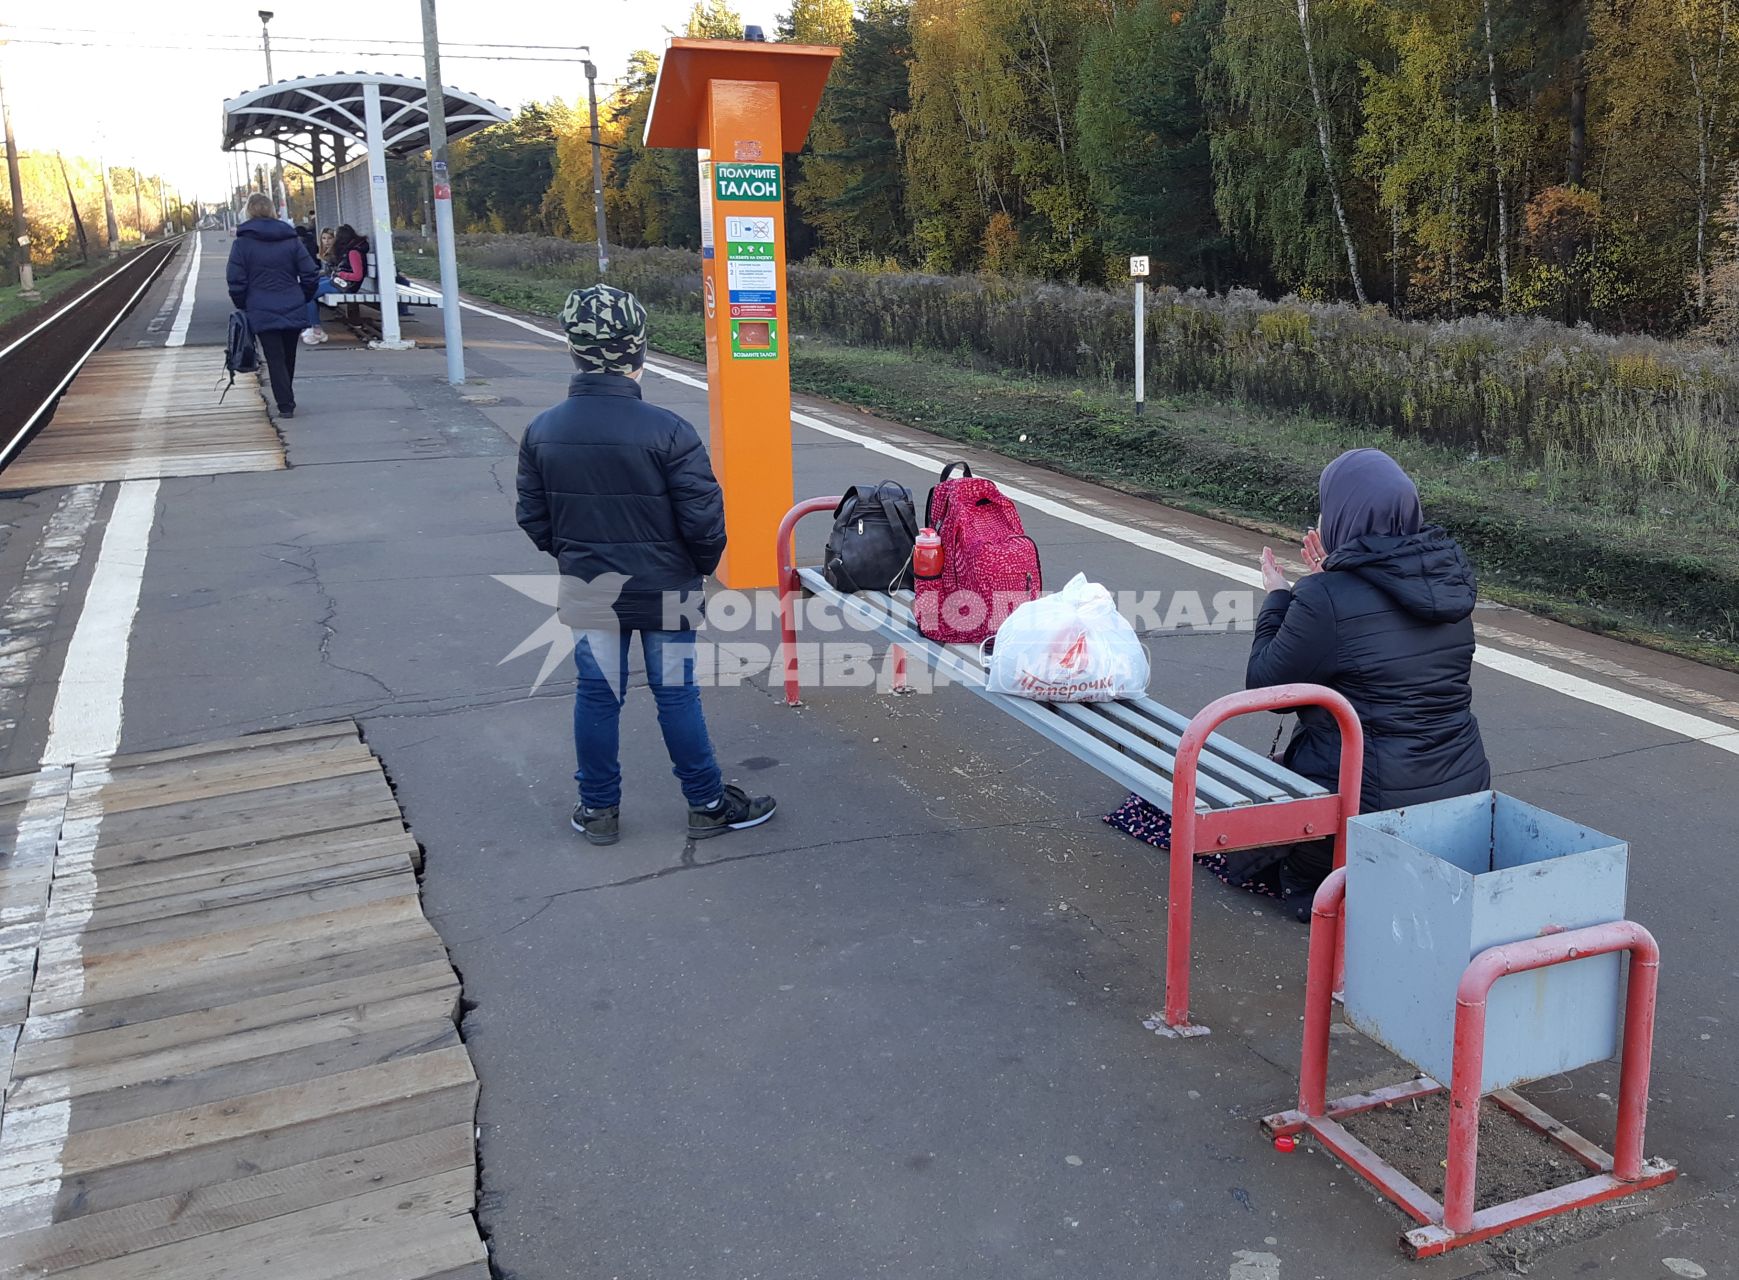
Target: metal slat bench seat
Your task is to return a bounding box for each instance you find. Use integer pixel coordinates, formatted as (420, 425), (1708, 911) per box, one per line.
(319, 254), (442, 310)
(776, 496), (1365, 1035)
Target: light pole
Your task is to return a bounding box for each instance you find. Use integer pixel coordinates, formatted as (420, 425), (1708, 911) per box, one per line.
(584, 56), (609, 277)
(259, 10), (287, 218)
(0, 51), (36, 297)
(421, 0), (465, 383)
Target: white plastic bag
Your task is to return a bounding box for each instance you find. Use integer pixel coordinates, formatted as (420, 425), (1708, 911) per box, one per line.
(984, 573), (1150, 702)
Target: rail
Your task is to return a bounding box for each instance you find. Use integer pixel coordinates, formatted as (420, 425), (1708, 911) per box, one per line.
(0, 239), (183, 473)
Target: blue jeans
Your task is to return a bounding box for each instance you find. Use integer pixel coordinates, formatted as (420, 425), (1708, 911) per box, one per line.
(307, 277), (344, 326)
(573, 629), (722, 809)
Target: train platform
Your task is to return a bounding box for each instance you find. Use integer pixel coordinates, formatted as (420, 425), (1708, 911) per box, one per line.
(1, 229), (1736, 1280)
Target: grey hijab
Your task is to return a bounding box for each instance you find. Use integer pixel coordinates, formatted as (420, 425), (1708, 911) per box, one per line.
(1318, 448), (1423, 554)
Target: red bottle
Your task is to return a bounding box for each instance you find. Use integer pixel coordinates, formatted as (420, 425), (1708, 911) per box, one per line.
(913, 527), (943, 579)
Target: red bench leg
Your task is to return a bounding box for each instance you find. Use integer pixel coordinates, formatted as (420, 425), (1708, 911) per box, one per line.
(776, 498), (843, 708)
(1160, 685), (1363, 1035)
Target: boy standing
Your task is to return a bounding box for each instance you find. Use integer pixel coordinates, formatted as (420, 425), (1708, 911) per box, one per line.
(515, 285), (777, 845)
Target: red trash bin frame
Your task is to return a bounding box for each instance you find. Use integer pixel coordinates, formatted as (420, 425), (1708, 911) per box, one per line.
(1262, 868), (1678, 1258)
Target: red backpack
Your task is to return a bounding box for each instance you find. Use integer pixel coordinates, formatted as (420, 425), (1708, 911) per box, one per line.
(913, 462), (1042, 644)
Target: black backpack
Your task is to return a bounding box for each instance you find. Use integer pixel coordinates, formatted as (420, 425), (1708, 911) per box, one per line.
(823, 482), (919, 593)
(219, 310), (258, 402)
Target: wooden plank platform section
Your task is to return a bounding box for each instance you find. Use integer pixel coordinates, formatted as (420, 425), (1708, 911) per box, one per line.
(0, 723), (485, 1279)
(2, 348), (285, 490)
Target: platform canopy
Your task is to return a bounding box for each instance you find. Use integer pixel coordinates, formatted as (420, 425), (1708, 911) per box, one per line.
(221, 73), (509, 166)
(219, 72), (508, 350)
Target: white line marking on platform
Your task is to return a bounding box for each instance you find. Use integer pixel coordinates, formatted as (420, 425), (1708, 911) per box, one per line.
(0, 486), (101, 745)
(40, 482), (158, 765)
(456, 297), (1739, 754)
(166, 232), (201, 348)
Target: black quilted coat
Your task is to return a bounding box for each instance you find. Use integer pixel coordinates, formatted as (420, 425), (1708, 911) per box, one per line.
(515, 372), (726, 630)
(1247, 526), (1491, 814)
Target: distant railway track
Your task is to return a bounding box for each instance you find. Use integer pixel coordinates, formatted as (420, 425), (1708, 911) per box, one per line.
(0, 239), (183, 474)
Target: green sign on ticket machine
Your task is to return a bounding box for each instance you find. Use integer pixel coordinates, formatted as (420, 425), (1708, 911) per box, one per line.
(714, 163), (782, 202)
(729, 319), (780, 360)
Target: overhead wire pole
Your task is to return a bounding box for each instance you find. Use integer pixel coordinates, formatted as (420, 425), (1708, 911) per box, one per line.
(259, 10), (287, 218)
(583, 54), (608, 277)
(421, 0), (466, 384)
(0, 47), (37, 297)
(99, 146), (119, 254)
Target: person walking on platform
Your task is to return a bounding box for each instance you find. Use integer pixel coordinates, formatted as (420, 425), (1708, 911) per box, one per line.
(514, 284), (777, 846)
(225, 193), (317, 418)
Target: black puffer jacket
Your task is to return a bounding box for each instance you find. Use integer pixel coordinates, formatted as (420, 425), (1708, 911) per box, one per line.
(515, 372), (726, 630)
(1247, 526), (1490, 812)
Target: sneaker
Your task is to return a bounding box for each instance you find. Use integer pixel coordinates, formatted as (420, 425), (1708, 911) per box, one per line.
(278, 406), (295, 418)
(301, 329), (324, 346)
(571, 802), (620, 846)
(687, 784), (777, 840)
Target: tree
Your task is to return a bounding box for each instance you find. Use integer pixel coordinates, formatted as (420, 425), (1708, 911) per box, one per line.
(1480, 0), (1510, 305)
(1356, 0), (1502, 315)
(1077, 0), (1232, 289)
(1590, 0), (1739, 325)
(780, 0), (855, 43)
(687, 0), (746, 38)
(793, 0), (914, 262)
(902, 0), (1104, 279)
(449, 102), (569, 234)
(778, 0), (855, 261)
(1210, 0), (1379, 299)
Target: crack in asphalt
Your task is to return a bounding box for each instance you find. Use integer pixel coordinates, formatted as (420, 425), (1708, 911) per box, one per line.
(262, 536), (397, 704)
(1493, 737), (1693, 781)
(431, 813), (1083, 947)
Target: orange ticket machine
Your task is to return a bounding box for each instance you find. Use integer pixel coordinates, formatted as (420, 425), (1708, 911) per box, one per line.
(644, 37), (840, 589)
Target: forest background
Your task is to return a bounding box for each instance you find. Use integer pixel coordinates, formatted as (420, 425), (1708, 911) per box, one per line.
(10, 0), (1739, 658)
(409, 0), (1738, 338)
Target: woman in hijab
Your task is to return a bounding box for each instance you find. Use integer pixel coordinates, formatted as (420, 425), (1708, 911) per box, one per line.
(1246, 447), (1490, 903)
(1105, 448), (1490, 915)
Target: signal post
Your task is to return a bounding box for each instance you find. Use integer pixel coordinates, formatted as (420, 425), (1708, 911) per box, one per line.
(645, 37), (839, 589)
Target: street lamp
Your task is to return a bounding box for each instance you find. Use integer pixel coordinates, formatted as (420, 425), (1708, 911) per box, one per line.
(259, 9), (287, 218)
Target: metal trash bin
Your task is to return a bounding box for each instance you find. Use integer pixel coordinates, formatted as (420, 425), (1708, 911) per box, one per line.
(1343, 790), (1628, 1094)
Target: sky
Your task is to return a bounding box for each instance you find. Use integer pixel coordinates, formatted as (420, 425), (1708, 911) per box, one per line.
(0, 0), (784, 202)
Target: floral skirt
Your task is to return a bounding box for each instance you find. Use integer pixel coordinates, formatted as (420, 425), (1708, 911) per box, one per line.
(1102, 793), (1289, 899)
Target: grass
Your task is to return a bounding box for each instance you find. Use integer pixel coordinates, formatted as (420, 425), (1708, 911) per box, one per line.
(397, 244), (1739, 670)
(0, 256), (131, 330)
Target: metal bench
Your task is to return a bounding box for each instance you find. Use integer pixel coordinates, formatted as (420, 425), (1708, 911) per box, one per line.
(319, 253), (442, 311)
(776, 496), (1365, 1036)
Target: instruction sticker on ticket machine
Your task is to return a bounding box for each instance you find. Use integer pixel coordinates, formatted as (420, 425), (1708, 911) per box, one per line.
(726, 215), (780, 351)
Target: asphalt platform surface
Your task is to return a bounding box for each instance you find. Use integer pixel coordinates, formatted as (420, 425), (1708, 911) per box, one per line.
(1, 230), (1734, 1280)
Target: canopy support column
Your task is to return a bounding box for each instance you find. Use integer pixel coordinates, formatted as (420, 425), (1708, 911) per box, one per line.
(362, 82), (410, 350)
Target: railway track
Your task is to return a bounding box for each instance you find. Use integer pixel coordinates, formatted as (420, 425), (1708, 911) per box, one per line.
(0, 239), (184, 473)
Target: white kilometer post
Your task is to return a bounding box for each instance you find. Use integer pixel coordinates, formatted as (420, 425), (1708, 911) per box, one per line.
(1130, 254), (1149, 416)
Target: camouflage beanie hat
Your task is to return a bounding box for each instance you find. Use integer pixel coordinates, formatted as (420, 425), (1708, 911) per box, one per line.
(560, 284), (649, 374)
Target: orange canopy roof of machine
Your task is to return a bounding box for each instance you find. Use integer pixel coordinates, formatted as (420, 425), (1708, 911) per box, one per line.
(643, 38), (840, 150)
